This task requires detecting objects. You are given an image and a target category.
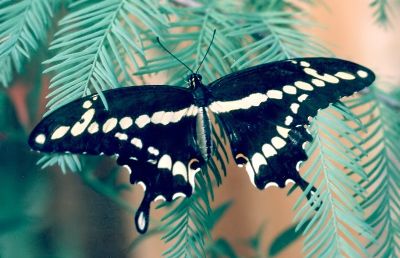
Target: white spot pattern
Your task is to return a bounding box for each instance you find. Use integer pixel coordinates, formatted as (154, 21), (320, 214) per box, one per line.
(119, 117), (133, 129)
(296, 161), (303, 171)
(271, 136), (286, 149)
(35, 134), (46, 144)
(186, 105), (199, 116)
(311, 79), (325, 87)
(88, 122), (99, 134)
(150, 111), (164, 124)
(136, 105), (198, 127)
(298, 94), (308, 103)
(300, 61), (310, 67)
(335, 72), (355, 80)
(161, 112), (174, 125)
(251, 152), (267, 174)
(154, 195), (166, 202)
(290, 103), (300, 114)
(172, 192), (186, 200)
(172, 161), (187, 181)
(102, 118), (118, 133)
(135, 115), (151, 128)
(71, 108), (95, 136)
(262, 143), (277, 158)
(137, 212), (146, 231)
(171, 108), (189, 122)
(115, 132), (128, 140)
(264, 182), (279, 189)
(51, 126), (70, 140)
(82, 100), (92, 109)
(283, 85), (297, 95)
(209, 93), (268, 113)
(158, 154), (172, 170)
(267, 90), (283, 99)
(148, 146), (159, 156)
(276, 126), (290, 138)
(188, 159), (201, 190)
(245, 162), (256, 187)
(285, 179), (295, 186)
(123, 165), (132, 174)
(304, 68), (339, 84)
(285, 116), (293, 126)
(138, 181), (146, 192)
(131, 137), (143, 149)
(357, 70), (368, 78)
(147, 159), (157, 165)
(295, 81), (313, 91)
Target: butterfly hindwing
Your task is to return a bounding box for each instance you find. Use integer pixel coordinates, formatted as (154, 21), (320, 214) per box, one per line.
(209, 58), (374, 193)
(29, 86), (204, 233)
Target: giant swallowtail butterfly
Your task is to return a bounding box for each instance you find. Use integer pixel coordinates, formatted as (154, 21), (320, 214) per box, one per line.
(28, 43), (375, 233)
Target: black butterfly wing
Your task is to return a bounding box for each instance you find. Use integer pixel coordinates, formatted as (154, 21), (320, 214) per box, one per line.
(208, 58), (375, 195)
(29, 86), (204, 233)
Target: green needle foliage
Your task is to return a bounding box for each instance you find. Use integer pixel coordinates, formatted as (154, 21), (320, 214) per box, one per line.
(370, 0), (400, 25)
(136, 2), (240, 85)
(0, 0), (56, 87)
(223, 11), (329, 69)
(370, 0), (391, 25)
(347, 87), (400, 257)
(161, 179), (211, 258)
(293, 104), (375, 257)
(44, 0), (167, 112)
(1, 0), (399, 257)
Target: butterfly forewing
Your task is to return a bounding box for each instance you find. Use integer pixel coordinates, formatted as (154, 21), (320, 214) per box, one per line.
(29, 86), (204, 233)
(208, 58), (374, 192)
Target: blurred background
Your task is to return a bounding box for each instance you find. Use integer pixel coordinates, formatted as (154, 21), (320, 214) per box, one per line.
(0, 0), (399, 257)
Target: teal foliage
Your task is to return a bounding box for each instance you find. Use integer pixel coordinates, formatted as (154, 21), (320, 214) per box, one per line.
(370, 0), (400, 25)
(370, 0), (390, 24)
(347, 87), (400, 257)
(293, 104), (375, 257)
(0, 0), (56, 87)
(43, 0), (168, 112)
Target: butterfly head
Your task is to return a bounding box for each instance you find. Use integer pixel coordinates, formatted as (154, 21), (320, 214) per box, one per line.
(187, 73), (203, 89)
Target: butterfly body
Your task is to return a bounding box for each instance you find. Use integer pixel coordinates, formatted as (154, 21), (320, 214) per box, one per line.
(188, 73), (215, 161)
(29, 57), (375, 233)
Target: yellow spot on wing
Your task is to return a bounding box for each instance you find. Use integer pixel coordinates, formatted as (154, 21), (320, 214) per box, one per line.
(35, 134), (46, 144)
(88, 122), (99, 134)
(51, 126), (70, 140)
(135, 115), (150, 128)
(119, 117), (133, 129)
(71, 109), (95, 136)
(102, 118), (118, 133)
(271, 136), (286, 149)
(82, 100), (92, 109)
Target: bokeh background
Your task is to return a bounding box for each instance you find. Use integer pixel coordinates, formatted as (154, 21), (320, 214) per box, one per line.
(0, 1), (399, 257)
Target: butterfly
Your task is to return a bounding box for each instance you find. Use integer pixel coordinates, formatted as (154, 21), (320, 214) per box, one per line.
(28, 52), (375, 233)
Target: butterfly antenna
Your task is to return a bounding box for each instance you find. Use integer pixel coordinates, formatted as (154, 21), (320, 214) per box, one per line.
(196, 29), (216, 73)
(156, 37), (194, 73)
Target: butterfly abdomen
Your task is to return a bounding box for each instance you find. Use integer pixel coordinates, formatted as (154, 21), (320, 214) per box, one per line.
(196, 107), (213, 161)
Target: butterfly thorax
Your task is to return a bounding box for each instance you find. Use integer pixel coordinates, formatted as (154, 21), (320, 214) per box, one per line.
(188, 73), (212, 105)
(187, 73), (214, 161)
